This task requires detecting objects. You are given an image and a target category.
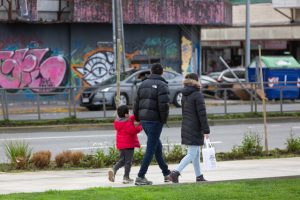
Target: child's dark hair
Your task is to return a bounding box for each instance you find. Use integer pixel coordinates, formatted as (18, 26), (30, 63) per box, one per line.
(185, 73), (199, 81)
(151, 63), (163, 75)
(117, 105), (129, 118)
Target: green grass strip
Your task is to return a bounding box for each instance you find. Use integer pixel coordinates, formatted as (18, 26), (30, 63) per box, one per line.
(1, 178), (300, 200)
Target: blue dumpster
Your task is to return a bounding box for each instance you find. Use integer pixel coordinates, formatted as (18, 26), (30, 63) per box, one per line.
(248, 56), (300, 100)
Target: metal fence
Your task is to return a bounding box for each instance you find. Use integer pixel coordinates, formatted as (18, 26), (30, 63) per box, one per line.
(0, 82), (300, 121)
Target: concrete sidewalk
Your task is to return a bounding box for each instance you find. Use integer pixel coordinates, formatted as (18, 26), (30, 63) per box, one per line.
(0, 157), (300, 195)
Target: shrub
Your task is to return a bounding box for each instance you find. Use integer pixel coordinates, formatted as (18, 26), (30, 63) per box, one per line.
(55, 152), (66, 167)
(80, 154), (95, 168)
(4, 141), (32, 169)
(105, 146), (119, 166)
(70, 151), (84, 166)
(166, 145), (186, 163)
(286, 132), (300, 153)
(133, 148), (144, 165)
(62, 151), (72, 163)
(93, 149), (106, 168)
(31, 151), (51, 169)
(55, 150), (74, 168)
(240, 132), (263, 156)
(228, 146), (245, 160)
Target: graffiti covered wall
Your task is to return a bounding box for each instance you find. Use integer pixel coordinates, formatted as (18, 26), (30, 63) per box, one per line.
(0, 23), (181, 100)
(71, 24), (181, 89)
(0, 48), (67, 92)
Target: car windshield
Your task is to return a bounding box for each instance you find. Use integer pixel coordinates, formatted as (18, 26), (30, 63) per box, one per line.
(101, 70), (136, 85)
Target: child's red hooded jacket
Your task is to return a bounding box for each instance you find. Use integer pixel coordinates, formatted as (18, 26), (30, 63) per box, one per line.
(114, 115), (142, 150)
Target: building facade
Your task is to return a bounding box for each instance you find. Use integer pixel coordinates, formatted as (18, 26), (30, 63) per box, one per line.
(0, 0), (231, 100)
(201, 0), (300, 73)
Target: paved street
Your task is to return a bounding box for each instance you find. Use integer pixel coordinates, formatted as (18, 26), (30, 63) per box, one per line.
(1, 122), (300, 163)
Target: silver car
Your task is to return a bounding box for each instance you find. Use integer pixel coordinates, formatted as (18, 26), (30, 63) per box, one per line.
(80, 69), (217, 110)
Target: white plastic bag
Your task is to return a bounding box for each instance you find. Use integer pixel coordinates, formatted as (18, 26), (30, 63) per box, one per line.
(202, 138), (217, 170)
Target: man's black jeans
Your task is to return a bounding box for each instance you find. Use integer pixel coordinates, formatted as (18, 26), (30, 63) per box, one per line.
(138, 120), (170, 178)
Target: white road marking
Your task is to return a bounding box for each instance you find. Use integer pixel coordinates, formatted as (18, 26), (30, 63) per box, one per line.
(69, 147), (105, 151)
(248, 125), (281, 129)
(0, 134), (114, 141)
(210, 141), (222, 144)
(292, 127), (300, 129)
(68, 141), (223, 151)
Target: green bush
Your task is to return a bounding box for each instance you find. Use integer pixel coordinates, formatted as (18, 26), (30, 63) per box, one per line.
(217, 132), (263, 160)
(216, 146), (245, 161)
(133, 148), (144, 165)
(105, 146), (119, 166)
(80, 154), (95, 168)
(4, 140), (32, 169)
(166, 145), (186, 163)
(229, 146), (245, 159)
(240, 132), (263, 156)
(93, 150), (106, 168)
(286, 132), (300, 153)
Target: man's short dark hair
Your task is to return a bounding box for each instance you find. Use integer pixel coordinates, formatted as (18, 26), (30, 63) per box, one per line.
(151, 63), (163, 75)
(117, 105), (129, 118)
(185, 73), (199, 82)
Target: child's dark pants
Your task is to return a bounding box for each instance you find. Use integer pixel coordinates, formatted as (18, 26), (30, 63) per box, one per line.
(113, 148), (134, 177)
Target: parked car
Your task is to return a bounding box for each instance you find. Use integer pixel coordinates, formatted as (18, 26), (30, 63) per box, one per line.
(80, 69), (218, 110)
(208, 68), (246, 99)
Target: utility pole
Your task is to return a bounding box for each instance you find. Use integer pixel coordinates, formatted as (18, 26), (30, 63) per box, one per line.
(245, 0), (251, 81)
(112, 0), (126, 107)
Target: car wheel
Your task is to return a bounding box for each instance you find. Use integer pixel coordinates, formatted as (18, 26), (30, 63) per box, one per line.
(113, 93), (128, 108)
(174, 92), (182, 107)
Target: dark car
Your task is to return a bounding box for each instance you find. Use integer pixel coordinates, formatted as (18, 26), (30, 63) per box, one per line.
(80, 69), (218, 110)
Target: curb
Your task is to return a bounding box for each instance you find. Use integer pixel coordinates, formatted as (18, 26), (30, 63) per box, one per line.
(0, 116), (299, 134)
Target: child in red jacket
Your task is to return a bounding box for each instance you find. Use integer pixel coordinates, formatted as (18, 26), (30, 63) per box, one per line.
(108, 105), (142, 184)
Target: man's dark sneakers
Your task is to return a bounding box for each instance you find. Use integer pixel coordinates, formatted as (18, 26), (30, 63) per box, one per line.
(196, 174), (207, 182)
(135, 177), (153, 185)
(170, 170), (180, 183)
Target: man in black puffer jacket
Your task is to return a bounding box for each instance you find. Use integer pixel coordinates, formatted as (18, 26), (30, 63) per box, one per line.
(133, 63), (170, 185)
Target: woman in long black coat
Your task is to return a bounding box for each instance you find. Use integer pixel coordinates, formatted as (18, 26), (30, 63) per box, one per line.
(170, 73), (210, 183)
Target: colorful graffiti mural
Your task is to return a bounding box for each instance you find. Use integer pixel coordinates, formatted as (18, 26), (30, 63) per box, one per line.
(72, 48), (114, 86)
(0, 48), (68, 92)
(72, 47), (139, 88)
(181, 36), (193, 75)
(142, 37), (178, 58)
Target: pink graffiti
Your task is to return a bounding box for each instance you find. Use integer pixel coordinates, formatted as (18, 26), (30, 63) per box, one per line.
(0, 48), (67, 93)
